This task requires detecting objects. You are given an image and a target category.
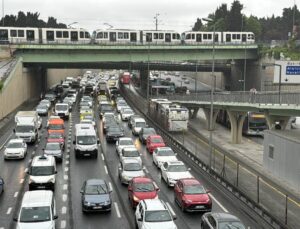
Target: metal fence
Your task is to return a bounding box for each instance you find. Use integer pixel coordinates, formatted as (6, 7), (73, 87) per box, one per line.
(121, 85), (300, 229)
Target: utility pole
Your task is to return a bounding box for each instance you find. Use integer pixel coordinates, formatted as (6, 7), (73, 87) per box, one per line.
(292, 0), (296, 38)
(154, 13), (160, 31)
(2, 0), (4, 26)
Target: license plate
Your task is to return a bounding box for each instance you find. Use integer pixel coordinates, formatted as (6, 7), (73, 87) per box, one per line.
(38, 186), (45, 189)
(195, 205), (204, 209)
(84, 154), (90, 156)
(93, 206), (102, 209)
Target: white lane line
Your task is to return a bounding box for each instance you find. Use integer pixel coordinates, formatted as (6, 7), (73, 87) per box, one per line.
(65, 154), (70, 159)
(20, 179), (24, 184)
(104, 165), (108, 174)
(65, 160), (69, 165)
(144, 167), (149, 173)
(62, 194), (67, 202)
(60, 220), (66, 229)
(0, 132), (13, 150)
(0, 227), (4, 229)
(208, 193), (229, 213)
(166, 202), (176, 216)
(6, 207), (12, 215)
(101, 154), (105, 161)
(114, 202), (121, 218)
(61, 206), (67, 214)
(109, 182), (113, 191)
(64, 167), (69, 172)
(64, 175), (68, 180)
(14, 192), (18, 198)
(24, 168), (28, 173)
(63, 184), (68, 190)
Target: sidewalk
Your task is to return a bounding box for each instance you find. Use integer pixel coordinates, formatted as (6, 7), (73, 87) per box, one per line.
(189, 109), (300, 199)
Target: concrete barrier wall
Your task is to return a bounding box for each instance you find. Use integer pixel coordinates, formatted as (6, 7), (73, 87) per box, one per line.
(0, 58), (41, 120)
(47, 69), (82, 88)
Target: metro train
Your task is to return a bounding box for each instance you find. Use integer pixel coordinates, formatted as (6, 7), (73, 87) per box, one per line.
(0, 26), (255, 45)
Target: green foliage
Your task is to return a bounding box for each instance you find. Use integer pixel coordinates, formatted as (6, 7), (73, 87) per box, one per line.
(192, 18), (203, 31)
(0, 11), (67, 28)
(0, 80), (3, 92)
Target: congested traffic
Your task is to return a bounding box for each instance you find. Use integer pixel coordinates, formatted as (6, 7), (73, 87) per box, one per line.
(0, 70), (247, 229)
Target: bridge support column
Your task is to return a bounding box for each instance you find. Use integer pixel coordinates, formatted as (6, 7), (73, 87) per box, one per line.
(203, 108), (219, 130)
(264, 113), (290, 130)
(140, 69), (149, 96)
(188, 108), (199, 119)
(227, 110), (247, 144)
(41, 67), (47, 95)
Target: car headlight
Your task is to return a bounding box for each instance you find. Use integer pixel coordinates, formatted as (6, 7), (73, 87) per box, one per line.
(133, 195), (140, 202)
(84, 201), (91, 206)
(122, 174), (129, 180)
(183, 198), (193, 203)
(47, 177), (55, 183)
(104, 200), (111, 205)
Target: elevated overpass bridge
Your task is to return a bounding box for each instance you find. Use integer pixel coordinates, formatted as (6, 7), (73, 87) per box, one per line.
(153, 91), (300, 143)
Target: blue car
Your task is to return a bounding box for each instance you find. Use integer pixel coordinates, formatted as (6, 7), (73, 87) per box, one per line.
(0, 177), (4, 194)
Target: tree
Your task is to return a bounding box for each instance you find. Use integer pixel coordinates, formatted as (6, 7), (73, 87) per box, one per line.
(245, 16), (262, 39)
(227, 0), (243, 31)
(192, 18), (203, 31)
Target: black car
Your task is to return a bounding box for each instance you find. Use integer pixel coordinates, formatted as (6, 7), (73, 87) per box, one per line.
(0, 177), (4, 195)
(81, 179), (112, 212)
(106, 125), (124, 142)
(201, 212), (245, 229)
(128, 115), (141, 129)
(99, 104), (114, 118)
(44, 93), (56, 103)
(139, 127), (157, 144)
(103, 117), (118, 133)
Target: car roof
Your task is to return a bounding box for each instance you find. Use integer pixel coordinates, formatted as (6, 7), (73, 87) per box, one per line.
(156, 147), (172, 151)
(122, 147), (138, 152)
(119, 137), (132, 141)
(46, 142), (60, 146)
(167, 161), (184, 166)
(32, 155), (55, 167)
(122, 158), (141, 164)
(22, 190), (53, 207)
(180, 178), (201, 186)
(210, 212), (241, 222)
(142, 199), (167, 211)
(149, 135), (162, 139)
(134, 118), (145, 122)
(86, 179), (106, 186)
(8, 139), (24, 143)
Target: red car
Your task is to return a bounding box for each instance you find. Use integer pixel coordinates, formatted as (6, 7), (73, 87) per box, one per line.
(146, 135), (165, 154)
(47, 133), (65, 150)
(128, 177), (159, 208)
(174, 178), (212, 212)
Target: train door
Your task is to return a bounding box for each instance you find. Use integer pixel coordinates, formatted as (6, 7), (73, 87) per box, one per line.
(0, 29), (8, 42)
(26, 30), (35, 41)
(242, 34), (247, 42)
(214, 33), (219, 42)
(146, 33), (152, 42)
(130, 32), (137, 42)
(165, 33), (171, 42)
(225, 33), (231, 43)
(109, 32), (116, 42)
(46, 31), (54, 41)
(71, 31), (78, 41)
(196, 34), (201, 42)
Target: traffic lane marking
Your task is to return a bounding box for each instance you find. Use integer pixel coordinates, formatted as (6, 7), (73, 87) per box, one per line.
(114, 202), (121, 218)
(208, 193), (228, 213)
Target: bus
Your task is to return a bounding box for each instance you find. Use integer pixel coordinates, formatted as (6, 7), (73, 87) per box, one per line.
(120, 72), (131, 84)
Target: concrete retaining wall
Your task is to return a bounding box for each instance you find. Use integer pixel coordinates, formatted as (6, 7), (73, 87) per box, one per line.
(47, 69), (82, 88)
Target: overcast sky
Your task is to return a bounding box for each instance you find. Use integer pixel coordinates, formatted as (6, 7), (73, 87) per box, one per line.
(4, 0), (297, 32)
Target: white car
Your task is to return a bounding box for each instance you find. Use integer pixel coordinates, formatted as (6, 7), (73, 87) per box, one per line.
(153, 147), (178, 169)
(116, 137), (135, 157)
(118, 158), (145, 184)
(39, 99), (51, 109)
(135, 199), (177, 229)
(116, 101), (128, 113)
(120, 147), (142, 165)
(161, 161), (193, 187)
(4, 139), (27, 160)
(120, 108), (134, 121)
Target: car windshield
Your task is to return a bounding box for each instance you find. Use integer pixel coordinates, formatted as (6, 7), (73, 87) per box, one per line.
(168, 164), (187, 172)
(135, 122), (146, 128)
(48, 134), (63, 139)
(15, 125), (34, 132)
(123, 110), (133, 114)
(48, 124), (63, 130)
(108, 127), (121, 133)
(152, 137), (163, 143)
(157, 149), (174, 156)
(133, 182), (155, 192)
(184, 184), (206, 194)
(20, 206), (51, 222)
(77, 136), (96, 145)
(85, 184), (108, 195)
(119, 140), (133, 145)
(145, 210), (172, 222)
(45, 143), (60, 150)
(45, 94), (54, 99)
(56, 105), (68, 110)
(124, 163), (142, 171)
(7, 142), (23, 148)
(37, 105), (47, 109)
(123, 150), (139, 157)
(83, 116), (93, 121)
(30, 166), (55, 176)
(218, 221), (245, 229)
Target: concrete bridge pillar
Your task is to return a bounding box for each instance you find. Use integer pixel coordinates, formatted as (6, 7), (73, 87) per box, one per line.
(203, 108), (219, 130)
(140, 69), (149, 95)
(227, 110), (247, 144)
(264, 113), (291, 130)
(188, 107), (199, 119)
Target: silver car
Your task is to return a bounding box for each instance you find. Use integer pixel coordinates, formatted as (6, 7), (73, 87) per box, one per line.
(118, 158), (145, 185)
(4, 139), (27, 160)
(44, 142), (63, 162)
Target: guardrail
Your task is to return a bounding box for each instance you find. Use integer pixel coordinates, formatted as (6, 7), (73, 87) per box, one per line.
(120, 84), (299, 229)
(154, 91), (300, 106)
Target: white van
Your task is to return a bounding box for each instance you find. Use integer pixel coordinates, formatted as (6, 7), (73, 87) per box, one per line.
(15, 190), (57, 229)
(74, 126), (99, 159)
(132, 118), (147, 136)
(54, 103), (69, 120)
(28, 155), (57, 191)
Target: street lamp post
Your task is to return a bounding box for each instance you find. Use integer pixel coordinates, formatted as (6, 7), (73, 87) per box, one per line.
(202, 17), (215, 171)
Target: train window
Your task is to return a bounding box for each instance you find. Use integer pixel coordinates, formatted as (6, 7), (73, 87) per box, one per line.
(146, 33), (152, 42)
(71, 31), (78, 41)
(97, 32), (103, 39)
(165, 33), (171, 42)
(56, 31), (62, 38)
(176, 34), (180, 39)
(215, 34), (219, 42)
(63, 31), (69, 38)
(237, 34), (241, 40)
(104, 32), (108, 38)
(159, 33), (164, 39)
(85, 32), (90, 38)
(124, 32), (129, 39)
(185, 34), (191, 40)
(203, 34), (208, 40)
(208, 34), (212, 40)
(130, 32), (137, 42)
(26, 30), (35, 41)
(154, 33), (158, 39)
(46, 31), (54, 41)
(0, 29), (8, 40)
(118, 32), (123, 39)
(80, 32), (84, 38)
(172, 34), (176, 39)
(226, 34), (231, 42)
(192, 34), (195, 40)
(18, 30), (24, 37)
(10, 30), (17, 37)
(233, 34), (237, 39)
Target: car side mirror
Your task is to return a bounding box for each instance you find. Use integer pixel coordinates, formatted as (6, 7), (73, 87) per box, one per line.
(13, 217), (18, 222)
(42, 148), (45, 151)
(109, 189), (113, 193)
(172, 214), (177, 220)
(73, 140), (76, 144)
(55, 171), (58, 174)
(53, 215), (58, 220)
(137, 217), (142, 222)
